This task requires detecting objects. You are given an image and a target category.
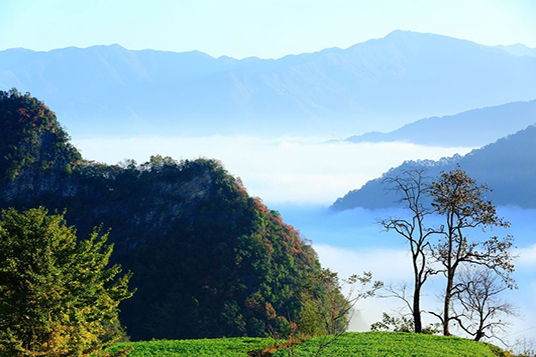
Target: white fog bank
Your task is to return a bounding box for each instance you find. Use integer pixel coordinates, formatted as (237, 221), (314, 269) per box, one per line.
(73, 135), (473, 205)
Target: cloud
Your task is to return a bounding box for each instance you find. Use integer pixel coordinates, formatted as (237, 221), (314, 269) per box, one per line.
(518, 244), (536, 267)
(313, 244), (413, 281)
(312, 243), (450, 333)
(73, 135), (472, 205)
(312, 244), (414, 331)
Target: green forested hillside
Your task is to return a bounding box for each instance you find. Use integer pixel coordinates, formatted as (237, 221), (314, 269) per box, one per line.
(0, 90), (338, 341)
(0, 89), (80, 184)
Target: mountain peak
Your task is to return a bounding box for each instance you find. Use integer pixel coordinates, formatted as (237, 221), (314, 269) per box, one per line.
(1, 32), (535, 138)
(379, 30), (484, 48)
(384, 29), (417, 37)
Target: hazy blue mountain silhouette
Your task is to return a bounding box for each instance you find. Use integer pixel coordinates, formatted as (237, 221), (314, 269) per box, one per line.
(332, 125), (536, 211)
(344, 99), (536, 147)
(494, 44), (536, 57)
(1, 30), (536, 138)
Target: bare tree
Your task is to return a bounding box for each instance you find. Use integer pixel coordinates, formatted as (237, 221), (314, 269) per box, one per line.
(289, 270), (382, 357)
(380, 283), (414, 318)
(428, 168), (515, 336)
(380, 169), (437, 333)
(374, 283), (442, 334)
(511, 336), (536, 357)
(452, 268), (517, 342)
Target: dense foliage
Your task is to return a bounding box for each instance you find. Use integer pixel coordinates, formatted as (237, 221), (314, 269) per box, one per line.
(0, 89), (80, 183)
(0, 91), (338, 341)
(114, 159), (325, 340)
(0, 207), (133, 356)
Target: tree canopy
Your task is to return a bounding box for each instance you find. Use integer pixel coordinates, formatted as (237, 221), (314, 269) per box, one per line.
(0, 89), (81, 184)
(0, 207), (134, 356)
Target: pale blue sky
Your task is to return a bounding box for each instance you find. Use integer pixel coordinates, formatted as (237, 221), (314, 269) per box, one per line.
(1, 0), (535, 58)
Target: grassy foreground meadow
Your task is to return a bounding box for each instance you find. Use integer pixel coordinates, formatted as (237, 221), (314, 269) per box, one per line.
(272, 332), (509, 357)
(111, 332), (509, 356)
(111, 337), (282, 356)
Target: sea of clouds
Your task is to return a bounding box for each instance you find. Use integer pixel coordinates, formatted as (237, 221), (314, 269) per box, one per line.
(73, 135), (473, 204)
(74, 135), (535, 348)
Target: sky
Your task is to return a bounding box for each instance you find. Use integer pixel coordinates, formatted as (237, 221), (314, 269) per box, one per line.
(1, 0), (535, 58)
(2, 0), (535, 346)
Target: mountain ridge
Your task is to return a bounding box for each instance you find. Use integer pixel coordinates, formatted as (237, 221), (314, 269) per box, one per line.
(5, 30), (535, 59)
(332, 125), (536, 211)
(2, 30), (535, 138)
(343, 99), (536, 147)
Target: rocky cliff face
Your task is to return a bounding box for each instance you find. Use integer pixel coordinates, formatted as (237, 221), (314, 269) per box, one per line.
(3, 169), (78, 202)
(1, 158), (220, 255)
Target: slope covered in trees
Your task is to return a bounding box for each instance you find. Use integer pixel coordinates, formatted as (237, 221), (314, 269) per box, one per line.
(0, 89), (80, 184)
(0, 90), (335, 341)
(332, 125), (536, 211)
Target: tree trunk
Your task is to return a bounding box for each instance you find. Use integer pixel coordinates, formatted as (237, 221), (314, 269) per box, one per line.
(413, 283), (422, 333)
(443, 273), (453, 336)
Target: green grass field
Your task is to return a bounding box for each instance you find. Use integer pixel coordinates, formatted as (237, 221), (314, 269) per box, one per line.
(112, 337), (281, 356)
(273, 332), (508, 357)
(112, 332), (509, 356)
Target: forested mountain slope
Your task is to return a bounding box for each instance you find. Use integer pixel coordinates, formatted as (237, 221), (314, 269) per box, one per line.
(0, 90), (334, 341)
(332, 125), (536, 210)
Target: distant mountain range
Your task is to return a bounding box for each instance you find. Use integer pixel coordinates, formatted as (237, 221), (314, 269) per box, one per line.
(494, 44), (536, 57)
(1, 30), (535, 138)
(332, 125), (536, 211)
(343, 99), (536, 147)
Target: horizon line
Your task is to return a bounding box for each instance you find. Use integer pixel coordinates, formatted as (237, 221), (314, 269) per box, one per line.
(2, 30), (534, 61)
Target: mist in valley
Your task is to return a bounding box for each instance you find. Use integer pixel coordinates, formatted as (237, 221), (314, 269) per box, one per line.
(74, 134), (536, 346)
